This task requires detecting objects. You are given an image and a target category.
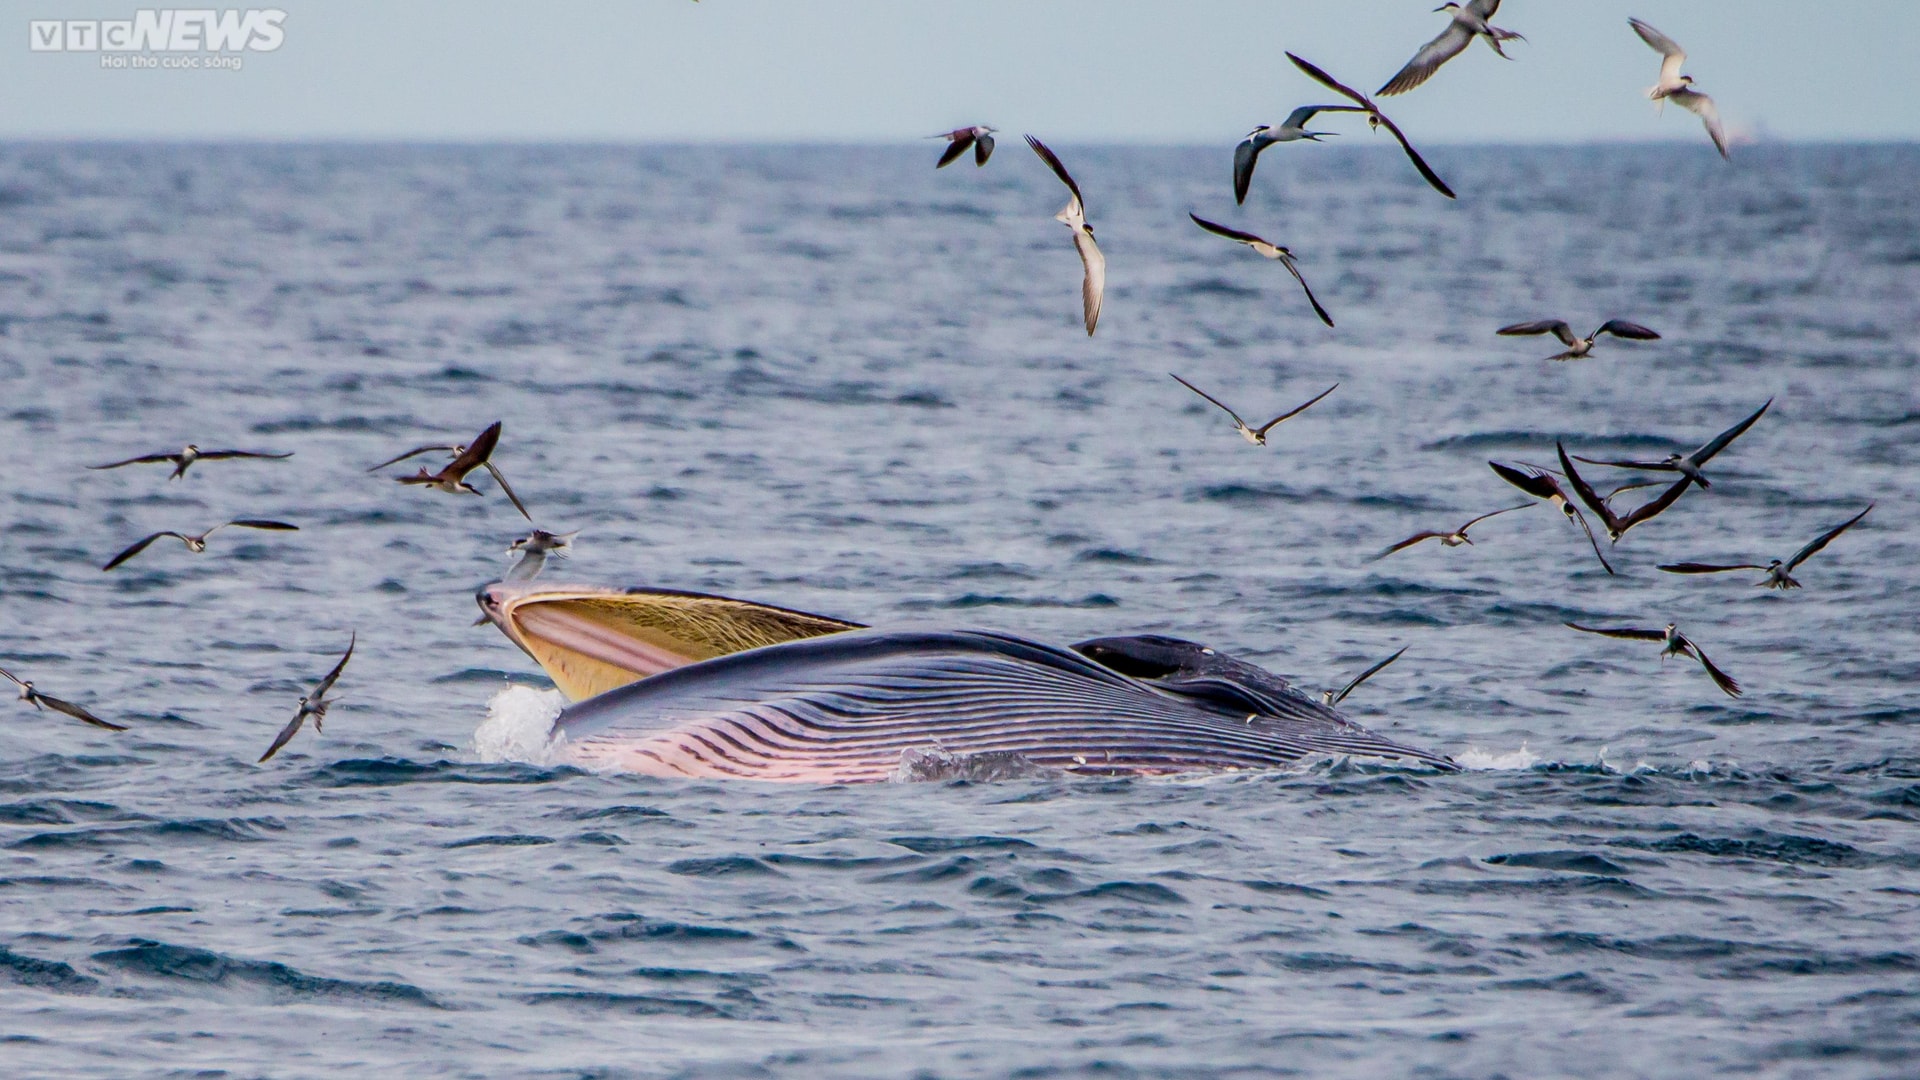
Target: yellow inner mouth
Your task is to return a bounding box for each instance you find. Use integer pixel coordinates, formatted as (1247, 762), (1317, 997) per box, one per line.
(492, 586), (863, 701)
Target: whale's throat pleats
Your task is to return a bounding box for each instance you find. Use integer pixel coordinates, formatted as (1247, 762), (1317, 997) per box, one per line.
(499, 587), (864, 701)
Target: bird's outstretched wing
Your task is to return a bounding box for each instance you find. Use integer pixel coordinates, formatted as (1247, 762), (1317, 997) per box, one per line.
(1657, 562), (1767, 575)
(1489, 461), (1559, 501)
(483, 464), (534, 521)
(311, 633), (355, 700)
(1615, 476), (1695, 535)
(1379, 20), (1474, 97)
(974, 131), (994, 166)
(1571, 455), (1675, 471)
(936, 133), (973, 169)
(1690, 398), (1772, 465)
(1251, 384), (1338, 438)
(1024, 135), (1083, 208)
(1497, 320), (1577, 347)
(36, 693), (128, 731)
(446, 421), (504, 481)
(1368, 532), (1445, 562)
(1189, 212), (1264, 246)
(366, 444), (461, 473)
(1282, 104), (1363, 129)
(1671, 88), (1729, 160)
(1459, 503), (1531, 531)
(87, 453), (177, 470)
(1558, 443), (1627, 536)
(217, 520), (300, 535)
(1287, 53), (1371, 109)
(195, 450), (293, 462)
(103, 532), (187, 571)
(1329, 646), (1408, 705)
(1072, 226), (1104, 336)
(1232, 136), (1264, 205)
(1361, 108), (1456, 199)
(1169, 374), (1245, 428)
(1629, 18), (1688, 85)
(1594, 320), (1660, 341)
(1786, 504), (1872, 571)
(1678, 635), (1742, 697)
(1278, 254), (1335, 327)
(1565, 622), (1666, 642)
(257, 711), (307, 763)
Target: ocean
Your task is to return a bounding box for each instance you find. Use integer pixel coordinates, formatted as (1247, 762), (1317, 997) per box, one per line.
(1, 140), (1916, 1077)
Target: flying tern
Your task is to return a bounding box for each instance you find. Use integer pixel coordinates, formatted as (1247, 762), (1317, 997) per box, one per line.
(258, 634), (354, 763)
(1, 666), (126, 730)
(1322, 647), (1409, 707)
(1379, 1), (1525, 97)
(1232, 105), (1365, 204)
(931, 126), (995, 169)
(1169, 374), (1337, 447)
(1565, 621), (1741, 698)
(1571, 398), (1772, 490)
(1025, 135), (1105, 336)
(88, 445), (290, 481)
(103, 519), (299, 571)
(1286, 53), (1455, 199)
(1188, 213), (1334, 326)
(1368, 504), (1530, 562)
(1488, 461), (1614, 574)
(1496, 318), (1660, 361)
(380, 421), (532, 520)
(1629, 18), (1729, 160)
(1659, 504), (1873, 589)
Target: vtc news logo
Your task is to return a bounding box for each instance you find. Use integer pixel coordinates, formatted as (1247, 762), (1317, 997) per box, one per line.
(29, 9), (287, 52)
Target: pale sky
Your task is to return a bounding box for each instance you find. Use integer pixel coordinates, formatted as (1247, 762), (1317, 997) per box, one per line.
(4, 0), (1916, 143)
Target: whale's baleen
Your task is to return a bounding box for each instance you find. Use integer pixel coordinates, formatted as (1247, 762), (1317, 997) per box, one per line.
(477, 583), (1455, 782)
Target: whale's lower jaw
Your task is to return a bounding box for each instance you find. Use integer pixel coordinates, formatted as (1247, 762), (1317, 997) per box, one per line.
(552, 628), (1456, 783)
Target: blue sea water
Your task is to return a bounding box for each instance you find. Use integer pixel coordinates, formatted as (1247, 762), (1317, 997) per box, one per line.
(0, 141), (1917, 1077)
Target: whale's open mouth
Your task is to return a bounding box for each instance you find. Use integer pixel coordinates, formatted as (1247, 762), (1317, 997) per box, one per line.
(475, 581), (864, 701)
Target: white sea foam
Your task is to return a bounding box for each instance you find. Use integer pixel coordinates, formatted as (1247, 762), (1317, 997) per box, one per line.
(1455, 742), (1541, 770)
(472, 684), (566, 765)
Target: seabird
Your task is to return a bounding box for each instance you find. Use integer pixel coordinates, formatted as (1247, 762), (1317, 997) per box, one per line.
(1488, 461), (1614, 574)
(1557, 442), (1692, 542)
(1629, 18), (1729, 160)
(258, 633), (354, 763)
(103, 519), (299, 571)
(1, 667), (126, 730)
(1565, 621), (1741, 698)
(1496, 318), (1660, 361)
(931, 126), (995, 168)
(1285, 53), (1455, 198)
(1572, 398), (1772, 490)
(1379, 1), (1526, 97)
(1660, 504), (1873, 589)
(379, 421), (533, 520)
(1321, 646), (1409, 706)
(88, 444), (290, 481)
(1368, 504), (1530, 562)
(1188, 213), (1335, 326)
(1025, 135), (1105, 336)
(1232, 105), (1365, 204)
(507, 528), (578, 583)
(1169, 373), (1337, 447)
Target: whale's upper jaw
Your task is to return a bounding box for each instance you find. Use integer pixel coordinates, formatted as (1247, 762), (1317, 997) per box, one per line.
(475, 581), (863, 703)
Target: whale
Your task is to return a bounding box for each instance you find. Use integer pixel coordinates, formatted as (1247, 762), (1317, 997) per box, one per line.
(476, 581), (1455, 781)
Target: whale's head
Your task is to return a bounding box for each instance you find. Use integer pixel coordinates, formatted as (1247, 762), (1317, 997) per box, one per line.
(476, 581), (864, 702)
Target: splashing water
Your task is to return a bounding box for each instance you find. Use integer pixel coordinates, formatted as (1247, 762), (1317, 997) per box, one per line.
(471, 685), (565, 765)
(1455, 742), (1541, 770)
